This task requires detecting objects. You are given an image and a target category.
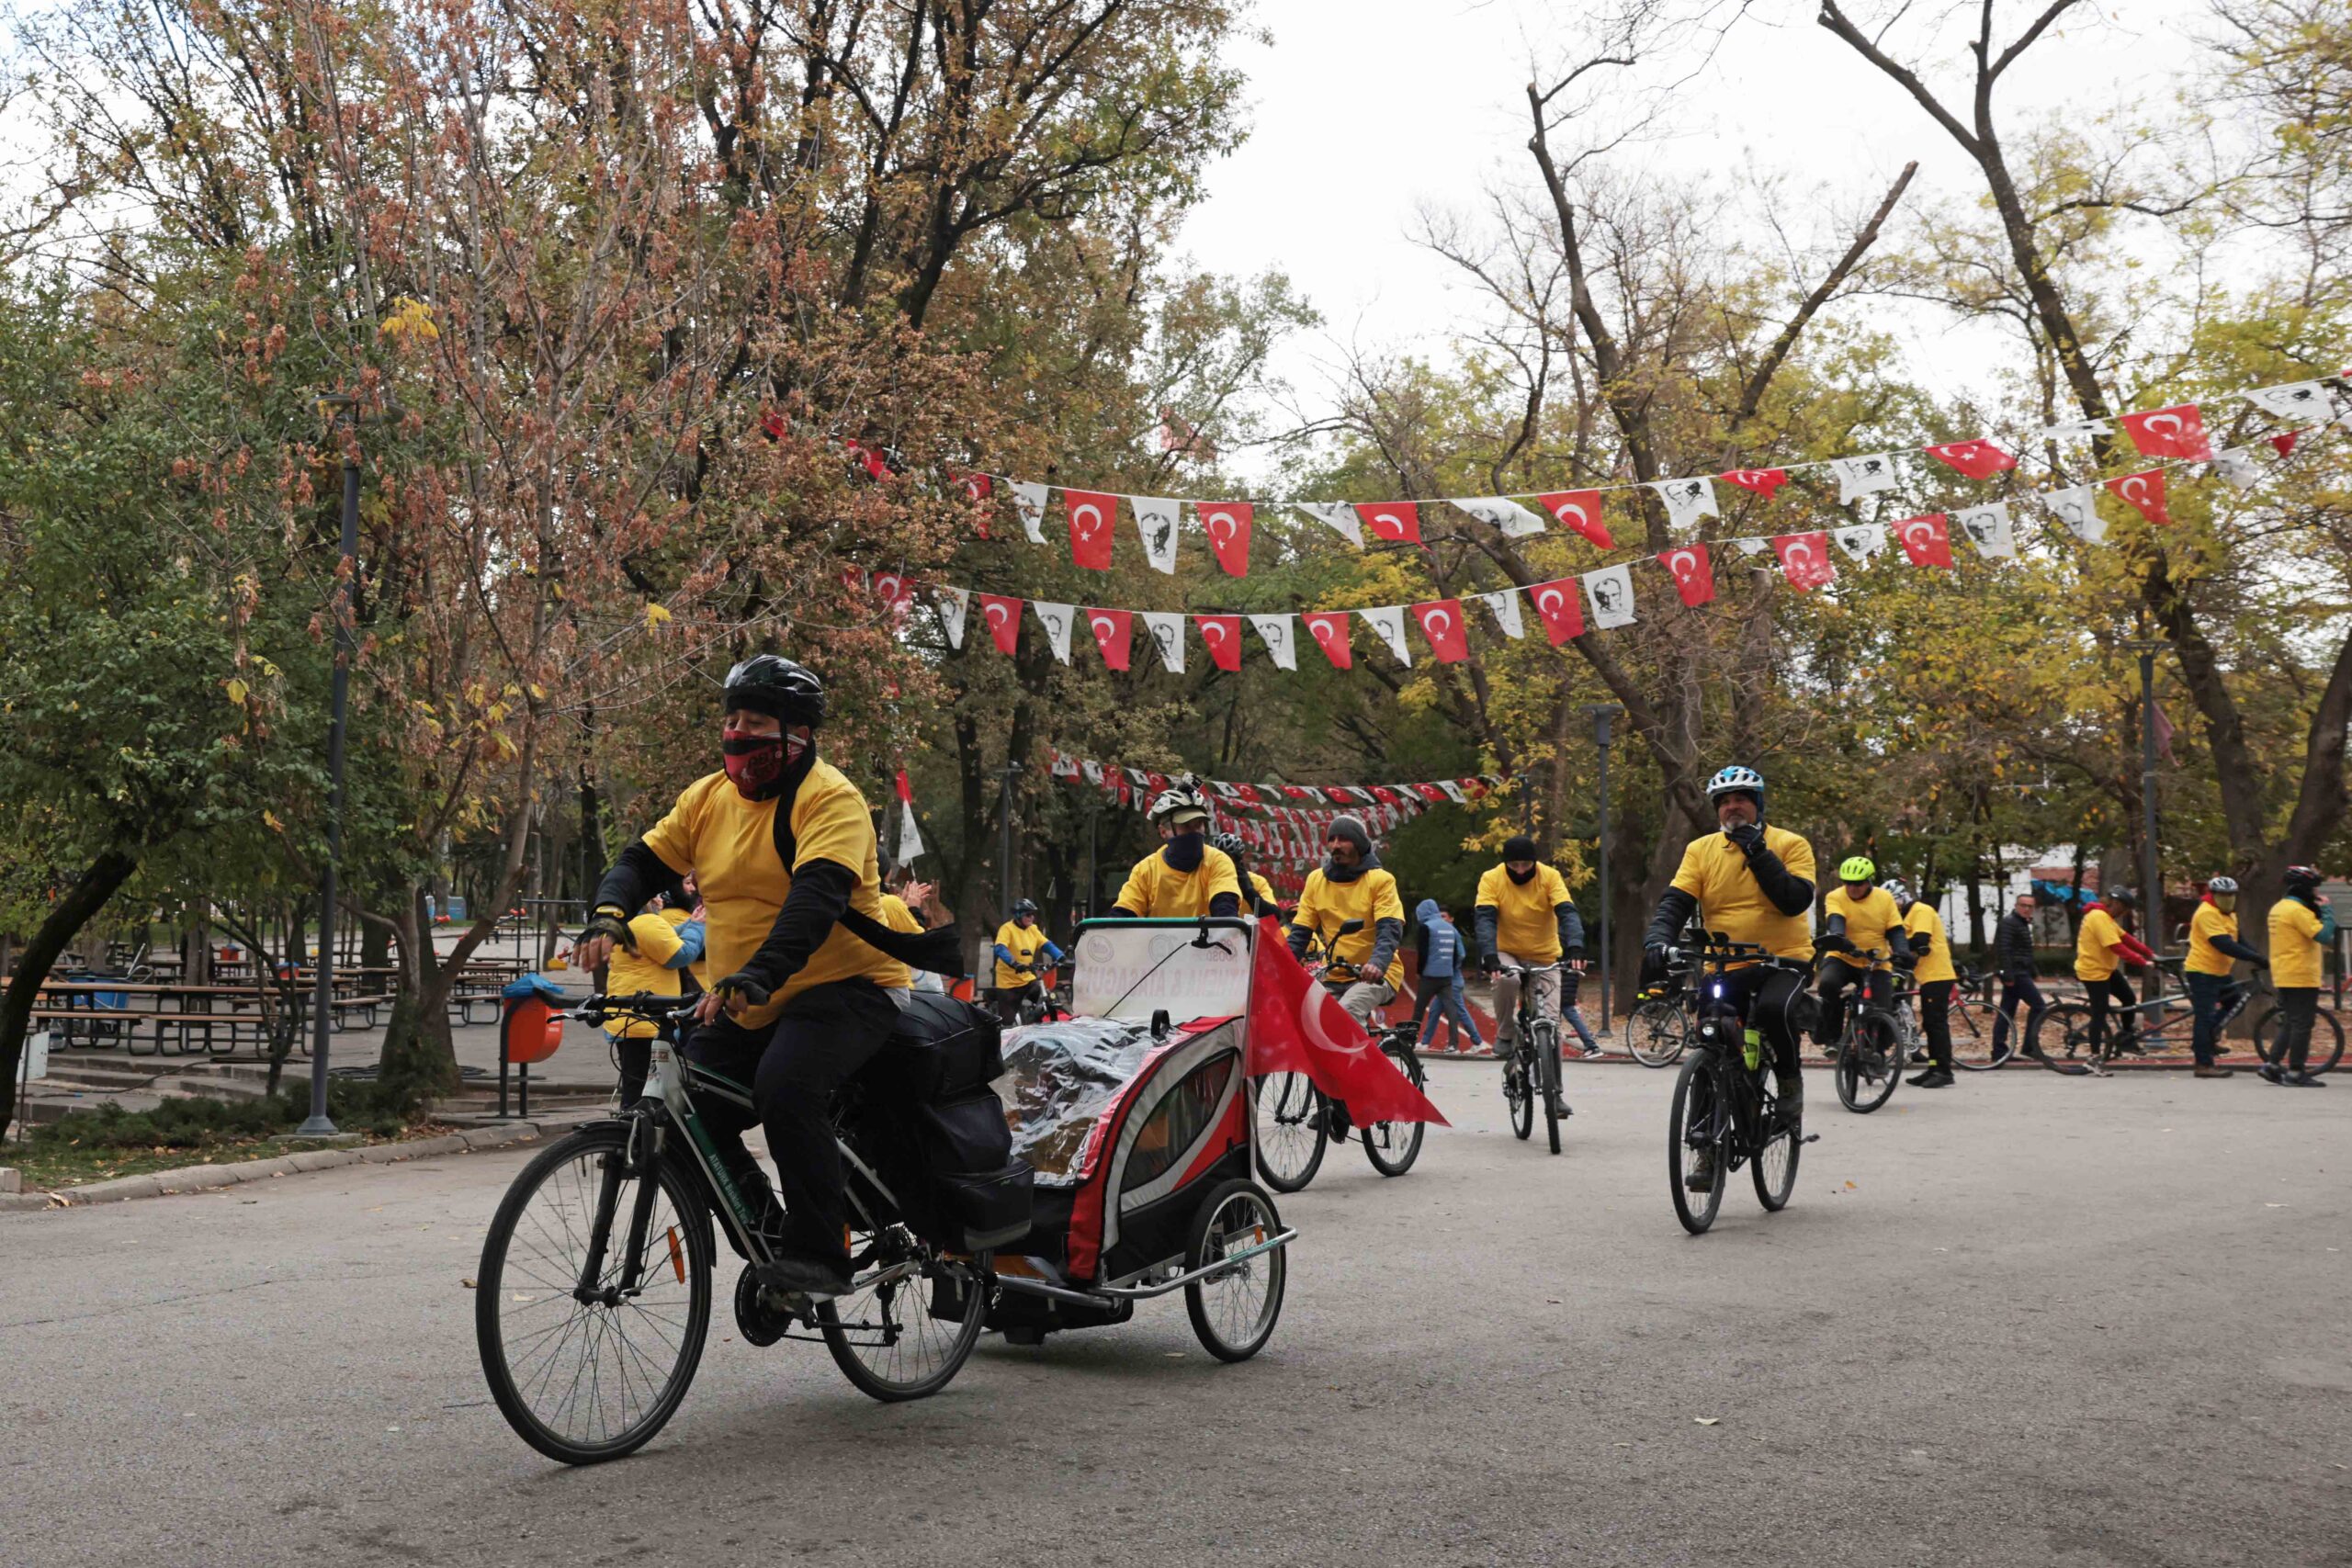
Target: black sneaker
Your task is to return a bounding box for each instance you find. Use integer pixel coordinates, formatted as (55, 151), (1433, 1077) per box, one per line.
(756, 1253), (854, 1301)
(2287, 1071), (2328, 1088)
(2258, 1064), (2287, 1085)
(1907, 1067), (1954, 1089)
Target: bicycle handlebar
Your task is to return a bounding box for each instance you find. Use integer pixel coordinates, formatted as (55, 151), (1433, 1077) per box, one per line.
(571, 991), (700, 1027)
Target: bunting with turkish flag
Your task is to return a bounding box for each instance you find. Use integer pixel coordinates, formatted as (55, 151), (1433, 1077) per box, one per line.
(1305, 612), (1353, 669)
(1924, 439), (2018, 479)
(1658, 544), (1715, 606)
(1355, 502), (1421, 545)
(1197, 502), (1253, 577)
(2120, 405), (2213, 462)
(1245, 933), (1446, 1124)
(1412, 599), (1470, 663)
(1893, 513), (1954, 570)
(1770, 532), (1837, 591)
(1196, 614), (1243, 671)
(2108, 468), (2176, 527)
(1085, 607), (1132, 671)
(1065, 490), (1117, 570)
(978, 593), (1023, 654)
(871, 570), (914, 618)
(1720, 468), (1789, 500)
(1538, 491), (1614, 548)
(1529, 579), (1586, 644)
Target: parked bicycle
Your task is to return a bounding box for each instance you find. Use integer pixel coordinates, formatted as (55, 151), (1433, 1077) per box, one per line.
(1250, 921), (1427, 1190)
(1494, 960), (1570, 1154)
(1666, 936), (1815, 1235)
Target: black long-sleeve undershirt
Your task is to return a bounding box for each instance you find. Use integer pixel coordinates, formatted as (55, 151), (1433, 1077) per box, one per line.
(592, 841), (687, 921)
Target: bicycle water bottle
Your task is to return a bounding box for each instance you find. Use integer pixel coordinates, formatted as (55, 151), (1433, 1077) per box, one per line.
(1742, 1027), (1763, 1072)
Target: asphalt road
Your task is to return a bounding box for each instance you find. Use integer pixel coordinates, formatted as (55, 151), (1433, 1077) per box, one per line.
(6, 1058), (2346, 1568)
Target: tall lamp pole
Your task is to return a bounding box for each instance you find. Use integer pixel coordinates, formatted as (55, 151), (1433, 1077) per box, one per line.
(299, 397), (366, 1138)
(1583, 705), (1625, 1037)
(2127, 638), (2166, 1001)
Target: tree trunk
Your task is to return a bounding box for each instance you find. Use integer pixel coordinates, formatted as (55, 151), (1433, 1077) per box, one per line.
(1, 848), (139, 1134)
(378, 888), (461, 1106)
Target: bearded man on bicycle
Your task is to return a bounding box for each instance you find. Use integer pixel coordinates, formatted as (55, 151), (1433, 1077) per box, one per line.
(1642, 765), (1816, 1191)
(577, 655), (913, 1302)
(1287, 814), (1408, 1026)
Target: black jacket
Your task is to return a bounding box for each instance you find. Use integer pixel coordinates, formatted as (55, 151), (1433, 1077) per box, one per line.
(1995, 910), (2036, 978)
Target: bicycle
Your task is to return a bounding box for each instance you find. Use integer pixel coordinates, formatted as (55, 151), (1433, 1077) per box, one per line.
(2253, 989), (2345, 1076)
(2032, 958), (2243, 1074)
(1628, 955), (1694, 1069)
(1492, 960), (1569, 1155)
(474, 994), (999, 1464)
(1818, 947), (1907, 1113)
(1250, 921), (1426, 1190)
(1665, 936), (1814, 1235)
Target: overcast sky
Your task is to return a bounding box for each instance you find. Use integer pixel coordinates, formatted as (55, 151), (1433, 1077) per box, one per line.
(1177, 0), (2219, 471)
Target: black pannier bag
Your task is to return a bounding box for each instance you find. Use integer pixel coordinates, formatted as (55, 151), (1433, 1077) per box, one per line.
(876, 992), (1003, 1100)
(913, 1092), (1032, 1252)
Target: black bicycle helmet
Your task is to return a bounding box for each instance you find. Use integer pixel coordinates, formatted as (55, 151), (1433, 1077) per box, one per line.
(722, 654), (825, 726)
(1012, 898), (1038, 917)
(2284, 863), (2324, 892)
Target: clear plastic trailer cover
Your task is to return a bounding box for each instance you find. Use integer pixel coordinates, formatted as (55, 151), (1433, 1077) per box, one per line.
(996, 1017), (1158, 1186)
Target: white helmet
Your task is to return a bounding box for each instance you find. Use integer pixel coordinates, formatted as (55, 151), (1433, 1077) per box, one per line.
(2207, 874), (2237, 894)
(1706, 764), (1766, 807)
(1883, 878), (1914, 907)
(1148, 778), (1211, 826)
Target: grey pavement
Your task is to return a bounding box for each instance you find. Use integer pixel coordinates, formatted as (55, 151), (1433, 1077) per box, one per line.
(3, 1061), (2346, 1567)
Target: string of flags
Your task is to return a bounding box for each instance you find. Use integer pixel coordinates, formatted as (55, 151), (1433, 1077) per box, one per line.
(924, 377), (2345, 579)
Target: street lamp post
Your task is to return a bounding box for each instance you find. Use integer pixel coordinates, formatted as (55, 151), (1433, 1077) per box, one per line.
(298, 400), (365, 1138)
(1583, 705), (1625, 1037)
(2127, 638), (2166, 1003)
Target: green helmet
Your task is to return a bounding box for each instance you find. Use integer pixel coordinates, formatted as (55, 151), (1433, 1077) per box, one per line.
(1838, 855), (1877, 884)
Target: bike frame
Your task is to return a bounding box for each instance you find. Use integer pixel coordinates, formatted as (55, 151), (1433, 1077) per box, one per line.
(1682, 943), (1806, 1161)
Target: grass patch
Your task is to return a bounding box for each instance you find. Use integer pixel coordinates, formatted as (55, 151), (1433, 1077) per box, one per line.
(12, 1081), (437, 1191)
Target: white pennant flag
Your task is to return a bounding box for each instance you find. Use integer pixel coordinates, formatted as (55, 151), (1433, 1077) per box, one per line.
(1831, 454), (1900, 503)
(1731, 537), (1771, 558)
(1651, 477), (1719, 532)
(1953, 502), (2017, 559)
(1009, 480), (1049, 545)
(1139, 610), (1187, 673)
(934, 585), (970, 649)
(2037, 417), (2109, 445)
(1248, 614), (1298, 671)
(1130, 495), (1182, 574)
(1080, 759), (1103, 786)
(896, 800), (925, 866)
(1453, 497), (1547, 537)
(1436, 778), (1468, 805)
(2242, 380), (2335, 422)
(1295, 502), (1363, 547)
(1360, 605), (1412, 665)
(2042, 482), (2107, 544)
(1583, 564), (1637, 629)
(1834, 524), (1887, 561)
(2210, 448), (2262, 491)
(1032, 601), (1074, 664)
(1475, 588), (1525, 639)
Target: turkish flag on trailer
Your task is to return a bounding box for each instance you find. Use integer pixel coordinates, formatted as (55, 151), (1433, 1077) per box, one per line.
(1304, 612), (1353, 669)
(978, 593), (1023, 654)
(1411, 599), (1470, 662)
(2120, 405), (2213, 462)
(1537, 491), (1614, 548)
(1246, 936), (1447, 1125)
(1528, 579), (1586, 644)
(1923, 439), (2018, 479)
(1196, 615), (1243, 671)
(1064, 490), (1118, 570)
(1354, 501), (1421, 545)
(1893, 513), (1954, 570)
(1770, 532), (1837, 592)
(1718, 468), (1790, 500)
(2107, 468), (2177, 527)
(1657, 544), (1715, 607)
(1084, 608), (1132, 671)
(1197, 502), (1254, 577)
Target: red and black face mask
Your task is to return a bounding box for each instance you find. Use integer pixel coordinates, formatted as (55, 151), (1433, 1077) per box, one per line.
(721, 729), (809, 799)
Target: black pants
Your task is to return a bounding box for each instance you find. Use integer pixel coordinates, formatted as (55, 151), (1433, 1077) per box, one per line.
(2275, 987), (2319, 1072)
(1991, 975), (2046, 1056)
(1917, 979), (1953, 1070)
(684, 979), (904, 1267)
(1815, 962), (1891, 1045)
(988, 979), (1042, 1023)
(2086, 971), (2134, 1050)
(1709, 965), (1807, 1092)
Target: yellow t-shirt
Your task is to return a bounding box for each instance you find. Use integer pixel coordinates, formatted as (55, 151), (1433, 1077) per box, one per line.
(1115, 845), (1243, 919)
(2186, 902), (2242, 977)
(2074, 907), (2128, 982)
(879, 893), (924, 934)
(604, 912), (684, 1040)
(993, 921), (1051, 989)
(2269, 898), (2325, 989)
(1822, 885), (1903, 971)
(1668, 825), (1816, 962)
(1901, 901), (1956, 984)
(640, 764), (910, 1029)
(1290, 866), (1408, 983)
(1475, 863), (1574, 962)
(1250, 872), (1277, 912)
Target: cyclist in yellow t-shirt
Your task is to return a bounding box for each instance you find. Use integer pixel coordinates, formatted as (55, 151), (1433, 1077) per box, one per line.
(1212, 831), (1282, 917)
(1886, 880), (1955, 1088)
(2263, 864), (2334, 1086)
(1475, 834), (1592, 1057)
(989, 899), (1065, 1022)
(2185, 875), (2267, 1076)
(1110, 781), (1244, 919)
(1815, 855), (1913, 1055)
(1643, 765), (1817, 1191)
(1287, 815), (1408, 1026)
(574, 655), (912, 1302)
(2074, 890), (2154, 1059)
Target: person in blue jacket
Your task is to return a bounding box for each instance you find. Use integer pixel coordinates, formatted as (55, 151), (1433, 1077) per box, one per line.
(1414, 898), (1485, 1054)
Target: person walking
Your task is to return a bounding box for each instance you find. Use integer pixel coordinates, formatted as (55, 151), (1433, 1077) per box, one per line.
(1413, 899), (1484, 1055)
(2185, 876), (2265, 1076)
(2262, 864), (2334, 1088)
(1989, 893), (2050, 1064)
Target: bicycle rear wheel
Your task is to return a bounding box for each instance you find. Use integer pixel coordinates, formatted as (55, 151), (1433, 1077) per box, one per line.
(1361, 1036), (1427, 1177)
(2255, 1005), (2346, 1076)
(1836, 1014), (1901, 1113)
(1536, 1021), (1564, 1155)
(1629, 998), (1687, 1068)
(2030, 1003), (2096, 1074)
(1668, 1054), (1725, 1234)
(1950, 994), (2007, 1069)
(476, 1125), (712, 1465)
(818, 1229), (991, 1403)
(1751, 1072), (1800, 1212)
(1504, 1049), (1534, 1140)
(1252, 1072), (1328, 1192)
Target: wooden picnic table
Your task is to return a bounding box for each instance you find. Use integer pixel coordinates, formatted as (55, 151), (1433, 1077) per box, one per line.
(31, 978), (392, 1054)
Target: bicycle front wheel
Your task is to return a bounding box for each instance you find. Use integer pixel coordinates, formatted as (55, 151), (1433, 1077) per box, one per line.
(1837, 1015), (1900, 1113)
(1252, 1072), (1329, 1192)
(2255, 1005), (2346, 1076)
(1505, 1049), (1534, 1140)
(1361, 1037), (1427, 1177)
(818, 1230), (991, 1403)
(1668, 1054), (1725, 1235)
(476, 1125), (713, 1465)
(1629, 999), (1687, 1068)
(2030, 1003), (2095, 1073)
(1536, 1022), (1564, 1155)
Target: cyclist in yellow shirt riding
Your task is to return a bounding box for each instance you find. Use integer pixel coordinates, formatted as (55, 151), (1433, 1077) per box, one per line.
(989, 898), (1065, 1022)
(1213, 831), (1282, 917)
(1643, 765), (1816, 1191)
(576, 655), (916, 1301)
(1109, 781), (1244, 919)
(2186, 874), (2267, 1077)
(1476, 834), (1591, 1072)
(1815, 855), (1913, 1055)
(1287, 815), (1408, 1027)
(1885, 879), (1955, 1089)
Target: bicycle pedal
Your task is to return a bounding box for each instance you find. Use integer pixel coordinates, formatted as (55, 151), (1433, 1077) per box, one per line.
(1800, 1134), (1820, 1144)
